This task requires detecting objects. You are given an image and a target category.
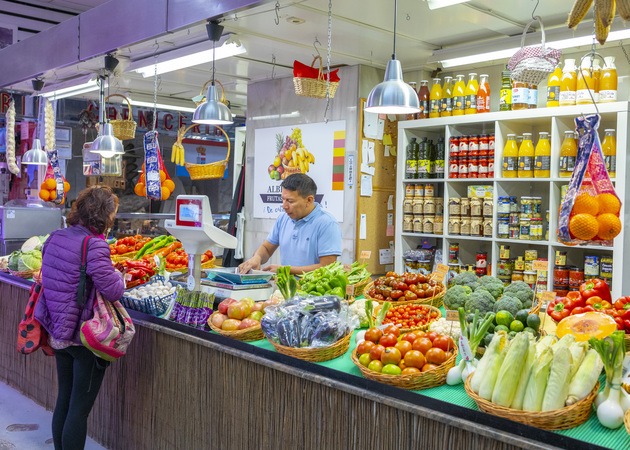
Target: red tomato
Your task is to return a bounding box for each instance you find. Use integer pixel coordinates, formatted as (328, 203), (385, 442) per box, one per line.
(390, 290), (403, 299)
(402, 367), (421, 375)
(369, 344), (385, 361)
(404, 290), (418, 300)
(425, 347), (447, 365)
(412, 338), (432, 354)
(433, 336), (455, 352)
(384, 324), (401, 338)
(444, 351), (454, 360)
(394, 340), (412, 357)
(364, 328), (383, 344)
(403, 350), (426, 369)
(381, 347), (402, 365)
(425, 331), (439, 342)
(421, 363), (438, 372)
(379, 333), (398, 348)
(398, 360), (407, 370)
(356, 340), (375, 355)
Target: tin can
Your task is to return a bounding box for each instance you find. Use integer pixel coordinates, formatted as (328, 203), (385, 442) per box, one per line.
(403, 197), (414, 213)
(600, 257), (613, 286)
(434, 214), (444, 235)
(497, 197), (511, 214)
(509, 224), (520, 239)
(423, 197), (435, 215)
(424, 184), (434, 197)
(476, 251), (488, 276)
(497, 218), (510, 238)
(413, 215), (423, 233)
(555, 251), (567, 267)
(435, 198), (444, 215)
(584, 256), (600, 278)
(460, 217), (471, 236)
(483, 217), (493, 237)
(412, 197), (424, 214)
(470, 197), (483, 217)
(569, 266), (584, 288)
(448, 216), (461, 235)
(423, 216), (435, 234)
(524, 250), (538, 261)
(449, 243), (460, 262)
(470, 217), (483, 236)
(458, 156), (468, 177)
(482, 198), (493, 217)
(414, 183), (424, 197)
(554, 266), (569, 286)
(460, 197), (470, 216)
(403, 214), (414, 232)
(449, 198), (461, 216)
(459, 135), (469, 157)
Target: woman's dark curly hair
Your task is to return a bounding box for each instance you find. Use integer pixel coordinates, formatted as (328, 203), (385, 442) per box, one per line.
(67, 186), (119, 234)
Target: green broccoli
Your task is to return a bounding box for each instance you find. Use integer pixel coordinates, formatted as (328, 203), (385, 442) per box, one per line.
(493, 295), (523, 317)
(503, 281), (534, 306)
(443, 285), (472, 310)
(477, 275), (504, 300)
(451, 270), (480, 291)
(464, 288), (495, 316)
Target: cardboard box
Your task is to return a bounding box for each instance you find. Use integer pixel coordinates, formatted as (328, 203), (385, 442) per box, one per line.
(467, 185), (493, 198)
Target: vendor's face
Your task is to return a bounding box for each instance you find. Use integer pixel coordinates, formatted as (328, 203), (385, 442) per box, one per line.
(282, 188), (313, 221)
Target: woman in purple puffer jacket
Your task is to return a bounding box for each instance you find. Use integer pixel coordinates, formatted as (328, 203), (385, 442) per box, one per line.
(35, 186), (125, 450)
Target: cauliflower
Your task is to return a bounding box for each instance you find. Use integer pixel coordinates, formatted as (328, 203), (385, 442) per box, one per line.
(348, 299), (369, 328)
(503, 281), (534, 307)
(451, 270), (480, 291)
(443, 285), (472, 310)
(477, 275), (504, 300)
(493, 295), (523, 317)
(429, 317), (461, 340)
(464, 287), (495, 316)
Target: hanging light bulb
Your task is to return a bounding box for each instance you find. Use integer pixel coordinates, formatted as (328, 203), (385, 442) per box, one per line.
(22, 138), (48, 165)
(364, 0), (420, 114)
(193, 21), (234, 125)
(91, 76), (124, 157)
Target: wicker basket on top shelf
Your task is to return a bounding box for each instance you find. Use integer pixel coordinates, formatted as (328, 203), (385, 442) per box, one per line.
(293, 56), (339, 99)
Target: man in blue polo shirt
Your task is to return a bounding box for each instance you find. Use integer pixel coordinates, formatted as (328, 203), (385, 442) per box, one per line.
(239, 173), (342, 275)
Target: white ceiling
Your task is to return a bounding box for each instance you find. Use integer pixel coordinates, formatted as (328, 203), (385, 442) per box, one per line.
(0, 0), (617, 115)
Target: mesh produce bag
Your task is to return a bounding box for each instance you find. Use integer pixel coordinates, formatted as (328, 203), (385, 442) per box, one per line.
(39, 149), (69, 204)
(135, 131), (174, 200)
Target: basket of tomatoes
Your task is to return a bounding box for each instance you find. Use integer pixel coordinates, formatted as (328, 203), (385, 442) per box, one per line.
(378, 303), (442, 332)
(364, 271), (445, 308)
(164, 248), (214, 272)
(110, 235), (152, 262)
(352, 325), (457, 390)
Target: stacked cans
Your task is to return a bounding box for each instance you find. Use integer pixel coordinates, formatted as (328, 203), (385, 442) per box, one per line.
(449, 134), (495, 178)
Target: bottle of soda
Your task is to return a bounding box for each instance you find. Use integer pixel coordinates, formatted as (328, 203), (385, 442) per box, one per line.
(406, 138), (418, 179)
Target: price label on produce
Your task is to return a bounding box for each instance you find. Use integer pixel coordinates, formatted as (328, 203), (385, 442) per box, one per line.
(436, 263), (448, 274)
(431, 271), (445, 283)
(532, 260), (548, 271)
(346, 284), (355, 297)
(541, 291), (556, 303)
(360, 251), (371, 260)
(445, 310), (459, 322)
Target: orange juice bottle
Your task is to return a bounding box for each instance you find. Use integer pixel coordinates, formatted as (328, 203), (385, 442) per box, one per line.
(418, 80), (430, 118)
(599, 56), (618, 103)
(559, 59), (577, 106)
(559, 130), (577, 177)
(576, 59), (595, 105)
(518, 133), (534, 177)
(502, 134), (518, 178)
(592, 59), (601, 102)
(440, 76), (453, 117)
(465, 73), (479, 114)
(546, 67), (561, 107)
(534, 132), (551, 178)
(477, 74), (490, 113)
(452, 75), (466, 116)
(429, 78), (442, 118)
(602, 129), (616, 177)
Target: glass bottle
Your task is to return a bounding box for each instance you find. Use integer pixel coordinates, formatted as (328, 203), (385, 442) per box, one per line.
(418, 137), (429, 179)
(528, 84), (537, 109)
(559, 59), (577, 106)
(546, 67), (561, 107)
(464, 73), (479, 114)
(429, 78), (442, 118)
(406, 137), (419, 179)
(440, 76), (453, 117)
(512, 81), (529, 110)
(418, 80), (430, 118)
(602, 129), (617, 177)
(534, 132), (551, 177)
(576, 59), (595, 105)
(435, 137), (445, 179)
(502, 134), (518, 178)
(452, 75), (466, 116)
(518, 133), (534, 177)
(499, 70), (512, 111)
(599, 56), (618, 103)
(477, 74), (490, 113)
(559, 131), (577, 177)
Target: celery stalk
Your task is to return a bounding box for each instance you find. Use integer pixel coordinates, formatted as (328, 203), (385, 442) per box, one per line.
(511, 335), (537, 410)
(566, 349), (603, 405)
(470, 331), (508, 394)
(522, 348), (554, 412)
(491, 333), (530, 408)
(541, 346), (573, 411)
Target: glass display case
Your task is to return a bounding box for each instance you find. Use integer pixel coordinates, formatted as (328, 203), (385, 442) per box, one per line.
(112, 212), (230, 239)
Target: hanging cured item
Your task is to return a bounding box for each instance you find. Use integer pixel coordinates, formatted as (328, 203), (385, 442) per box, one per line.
(6, 99), (18, 175)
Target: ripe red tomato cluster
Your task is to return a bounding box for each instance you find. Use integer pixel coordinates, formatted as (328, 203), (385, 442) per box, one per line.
(367, 271), (443, 302)
(357, 325), (455, 375)
(382, 304), (440, 329)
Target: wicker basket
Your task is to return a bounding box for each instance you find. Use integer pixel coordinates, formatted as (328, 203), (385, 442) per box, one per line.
(9, 268), (39, 279)
(267, 330), (352, 362)
(194, 79), (229, 107)
(180, 124), (231, 180)
(363, 280), (446, 308)
(530, 296), (542, 315)
(376, 304), (443, 333)
(282, 162), (301, 175)
(351, 345), (458, 390)
(165, 257), (216, 273)
(349, 277), (371, 299)
(476, 329), (547, 357)
(208, 312), (264, 341)
(293, 56), (339, 99)
(104, 94), (136, 140)
(464, 374), (598, 430)
(625, 407), (630, 435)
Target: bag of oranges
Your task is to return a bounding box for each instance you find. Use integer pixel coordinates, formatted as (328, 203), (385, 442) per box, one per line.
(135, 131), (174, 200)
(557, 114), (621, 245)
(38, 150), (69, 204)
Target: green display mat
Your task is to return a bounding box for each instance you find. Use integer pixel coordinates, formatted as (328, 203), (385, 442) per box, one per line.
(216, 327), (630, 450)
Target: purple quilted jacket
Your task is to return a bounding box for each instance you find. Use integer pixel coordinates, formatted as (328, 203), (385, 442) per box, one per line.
(34, 225), (125, 345)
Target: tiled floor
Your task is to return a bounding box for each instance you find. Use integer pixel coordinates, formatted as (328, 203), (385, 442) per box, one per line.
(0, 381), (106, 450)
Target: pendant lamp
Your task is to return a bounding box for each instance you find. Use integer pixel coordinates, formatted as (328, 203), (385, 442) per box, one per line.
(91, 77), (124, 158)
(364, 0), (420, 114)
(22, 138), (48, 165)
(193, 21), (234, 125)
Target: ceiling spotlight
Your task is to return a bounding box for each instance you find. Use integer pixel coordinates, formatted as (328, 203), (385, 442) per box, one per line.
(31, 78), (45, 92)
(104, 54), (120, 72)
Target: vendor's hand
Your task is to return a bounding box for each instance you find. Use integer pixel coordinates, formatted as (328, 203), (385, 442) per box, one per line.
(238, 257), (260, 274)
(262, 264), (280, 273)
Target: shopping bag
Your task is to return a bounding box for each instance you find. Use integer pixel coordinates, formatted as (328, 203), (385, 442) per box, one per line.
(17, 282), (54, 356)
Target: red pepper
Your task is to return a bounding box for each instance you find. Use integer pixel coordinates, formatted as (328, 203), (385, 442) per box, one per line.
(614, 296), (630, 311)
(583, 305), (596, 312)
(614, 317), (624, 330)
(570, 306), (586, 315)
(548, 300), (570, 322)
(125, 279), (145, 289)
(621, 309), (630, 321)
(624, 320), (630, 332)
(566, 291), (585, 308)
(579, 278), (612, 303)
(127, 268), (148, 280)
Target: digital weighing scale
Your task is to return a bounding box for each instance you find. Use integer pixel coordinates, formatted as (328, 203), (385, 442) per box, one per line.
(165, 195), (274, 301)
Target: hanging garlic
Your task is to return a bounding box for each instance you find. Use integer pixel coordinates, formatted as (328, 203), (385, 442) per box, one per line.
(6, 99), (18, 175)
(44, 98), (55, 152)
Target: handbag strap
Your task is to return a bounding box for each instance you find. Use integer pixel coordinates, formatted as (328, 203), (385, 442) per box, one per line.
(76, 235), (95, 307)
(520, 16), (546, 52)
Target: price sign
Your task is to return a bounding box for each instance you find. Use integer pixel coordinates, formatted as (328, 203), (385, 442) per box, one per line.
(436, 263), (448, 274)
(446, 310), (459, 322)
(346, 284), (355, 297)
(431, 271), (445, 283)
(532, 260), (548, 271)
(360, 251), (371, 259)
(541, 291), (556, 302)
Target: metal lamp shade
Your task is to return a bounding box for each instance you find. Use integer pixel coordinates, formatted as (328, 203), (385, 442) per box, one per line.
(22, 138), (48, 165)
(365, 60), (421, 114)
(192, 84), (233, 125)
(91, 123), (124, 157)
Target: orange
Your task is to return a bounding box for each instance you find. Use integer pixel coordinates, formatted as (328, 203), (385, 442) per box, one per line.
(596, 193), (621, 215)
(597, 213), (622, 240)
(572, 192), (599, 216)
(569, 213), (599, 241)
(159, 170), (167, 182)
(134, 183), (146, 197)
(63, 181), (70, 193)
(48, 190), (57, 201)
(39, 189), (49, 201)
(163, 179), (175, 192)
(139, 173), (145, 184)
(44, 178), (57, 190)
(160, 186), (171, 200)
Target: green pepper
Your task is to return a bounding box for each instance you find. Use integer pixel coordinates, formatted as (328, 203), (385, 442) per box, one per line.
(134, 235), (170, 259)
(331, 286), (344, 297)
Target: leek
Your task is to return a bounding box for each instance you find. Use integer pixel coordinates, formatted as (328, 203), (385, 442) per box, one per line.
(470, 331), (508, 394)
(522, 348), (553, 412)
(589, 331), (626, 429)
(541, 346), (572, 411)
(491, 332), (530, 408)
(568, 341), (589, 380)
(511, 334), (538, 410)
(478, 335), (510, 401)
(566, 349), (603, 405)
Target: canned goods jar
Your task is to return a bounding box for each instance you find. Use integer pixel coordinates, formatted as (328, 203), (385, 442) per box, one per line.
(417, 259), (432, 276)
(519, 217), (531, 239)
(553, 286), (569, 297)
(415, 183), (425, 197)
(530, 217), (543, 240)
(449, 198), (461, 216)
(458, 157), (469, 177)
(459, 136), (469, 156)
(509, 224), (520, 239)
(449, 243), (460, 262)
(555, 251), (567, 267)
(532, 197), (542, 215)
(497, 218), (510, 238)
(413, 215), (424, 233)
(497, 259), (514, 278)
(514, 257), (525, 271)
(510, 197), (519, 213)
(460, 197), (470, 216)
(424, 184), (434, 197)
(434, 214), (444, 235)
(524, 250), (538, 261)
(405, 184), (415, 197)
(447, 263), (460, 286)
(413, 197), (424, 214)
(476, 251), (488, 276)
(450, 137), (460, 158)
(405, 258), (415, 273)
(470, 197), (483, 217)
(435, 198), (444, 215)
(423, 197), (436, 215)
(460, 217), (471, 236)
(600, 257), (613, 286)
(403, 197), (414, 213)
(483, 198), (493, 217)
(524, 261), (533, 272)
(584, 256), (600, 278)
(448, 216), (461, 235)
(467, 156), (479, 177)
(470, 217), (483, 236)
(478, 156), (489, 177)
(498, 274), (512, 286)
(512, 270), (524, 282)
(423, 216), (435, 234)
(569, 266), (584, 288)
(483, 217), (493, 237)
(520, 197), (533, 214)
(469, 135), (480, 152)
(497, 196), (511, 214)
(500, 245), (511, 259)
(523, 271), (537, 288)
(403, 214), (414, 232)
(509, 212), (520, 225)
(554, 266), (569, 286)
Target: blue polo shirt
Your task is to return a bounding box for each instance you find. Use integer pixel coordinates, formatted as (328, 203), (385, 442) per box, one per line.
(267, 203), (342, 267)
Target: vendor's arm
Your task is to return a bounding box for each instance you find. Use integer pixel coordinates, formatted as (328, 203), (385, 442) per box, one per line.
(264, 254), (338, 275)
(238, 240), (278, 274)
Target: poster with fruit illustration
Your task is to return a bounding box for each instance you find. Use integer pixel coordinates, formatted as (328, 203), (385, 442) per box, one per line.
(253, 120), (345, 221)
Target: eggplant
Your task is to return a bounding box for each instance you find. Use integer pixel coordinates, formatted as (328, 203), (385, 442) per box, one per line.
(277, 316), (301, 347)
(284, 296), (342, 315)
(260, 315), (279, 341)
(309, 318), (340, 346)
(301, 312), (326, 347)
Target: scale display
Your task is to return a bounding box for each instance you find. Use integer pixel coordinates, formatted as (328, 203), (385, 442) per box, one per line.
(176, 198), (203, 227)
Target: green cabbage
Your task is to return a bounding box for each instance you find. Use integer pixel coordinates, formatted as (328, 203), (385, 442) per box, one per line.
(17, 250), (42, 271)
(8, 250), (21, 271)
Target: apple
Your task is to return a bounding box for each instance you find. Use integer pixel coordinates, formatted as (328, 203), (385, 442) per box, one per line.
(238, 318), (259, 330)
(211, 313), (228, 328)
(252, 302), (264, 312)
(241, 297), (255, 309)
(277, 166), (284, 175)
(218, 298), (237, 315)
(227, 302), (251, 320)
(247, 311), (263, 321)
(268, 164), (276, 174)
(221, 319), (241, 331)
